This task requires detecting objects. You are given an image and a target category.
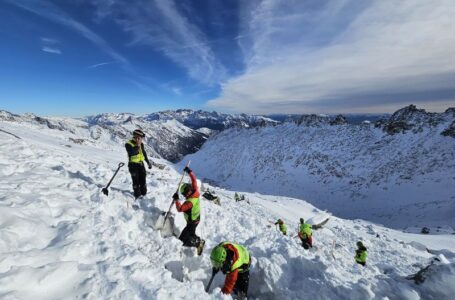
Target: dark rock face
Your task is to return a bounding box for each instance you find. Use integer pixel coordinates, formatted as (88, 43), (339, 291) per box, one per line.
(377, 104), (453, 135)
(330, 115), (348, 126)
(295, 114), (330, 126)
(384, 121), (413, 134)
(150, 129), (207, 163)
(441, 121), (455, 138)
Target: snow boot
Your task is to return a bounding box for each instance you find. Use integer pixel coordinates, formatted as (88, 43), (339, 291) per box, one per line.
(197, 239), (205, 256)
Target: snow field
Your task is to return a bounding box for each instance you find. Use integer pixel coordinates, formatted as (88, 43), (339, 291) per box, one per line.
(1, 122), (455, 299)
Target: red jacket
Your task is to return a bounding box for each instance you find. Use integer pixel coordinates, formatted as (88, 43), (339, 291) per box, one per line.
(222, 244), (241, 294)
(175, 171), (200, 223)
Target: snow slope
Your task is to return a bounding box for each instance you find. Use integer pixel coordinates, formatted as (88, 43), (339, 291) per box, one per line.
(1, 119), (455, 299)
(185, 106), (455, 230)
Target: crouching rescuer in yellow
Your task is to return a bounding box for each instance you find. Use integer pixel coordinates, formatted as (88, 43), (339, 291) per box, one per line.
(210, 242), (251, 298)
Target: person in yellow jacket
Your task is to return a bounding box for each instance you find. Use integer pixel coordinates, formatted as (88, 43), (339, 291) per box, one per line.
(354, 241), (368, 266)
(125, 129), (152, 199)
(274, 219), (287, 235)
(298, 218), (313, 249)
(210, 242), (251, 298)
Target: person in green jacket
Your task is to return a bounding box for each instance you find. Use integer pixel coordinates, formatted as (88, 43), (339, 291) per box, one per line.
(298, 218), (313, 249)
(210, 242), (251, 297)
(355, 241), (368, 266)
(274, 219), (287, 235)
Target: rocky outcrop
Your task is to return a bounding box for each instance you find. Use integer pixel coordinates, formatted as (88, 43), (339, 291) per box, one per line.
(377, 105), (453, 135)
(330, 114), (348, 126)
(441, 121), (455, 138)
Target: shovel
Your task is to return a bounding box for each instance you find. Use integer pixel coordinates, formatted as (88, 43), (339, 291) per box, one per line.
(205, 269), (218, 292)
(162, 161), (191, 227)
(101, 162), (125, 196)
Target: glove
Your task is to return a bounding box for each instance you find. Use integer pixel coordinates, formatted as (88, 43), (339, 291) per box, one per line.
(172, 192), (179, 201)
(148, 162), (152, 169)
(183, 166), (192, 173)
(212, 267), (219, 275)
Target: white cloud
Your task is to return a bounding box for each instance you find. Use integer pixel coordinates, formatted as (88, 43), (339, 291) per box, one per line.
(8, 0), (158, 93)
(92, 0), (227, 86)
(42, 46), (61, 54)
(8, 0), (132, 71)
(88, 61), (114, 68)
(40, 37), (59, 44)
(171, 87), (182, 96)
(209, 0), (455, 113)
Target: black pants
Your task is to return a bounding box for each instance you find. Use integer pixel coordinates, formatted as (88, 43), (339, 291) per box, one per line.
(128, 163), (147, 198)
(179, 222), (200, 247)
(301, 236), (313, 249)
(234, 270), (250, 296)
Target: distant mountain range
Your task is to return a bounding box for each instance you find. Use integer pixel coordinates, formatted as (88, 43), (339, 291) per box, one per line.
(184, 105), (455, 229)
(0, 109), (276, 162)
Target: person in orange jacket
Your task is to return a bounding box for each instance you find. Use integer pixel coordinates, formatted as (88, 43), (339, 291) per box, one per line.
(172, 167), (205, 255)
(210, 242), (251, 298)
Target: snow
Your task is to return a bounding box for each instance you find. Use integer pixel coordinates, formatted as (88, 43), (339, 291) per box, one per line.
(184, 117), (455, 230)
(1, 120), (455, 299)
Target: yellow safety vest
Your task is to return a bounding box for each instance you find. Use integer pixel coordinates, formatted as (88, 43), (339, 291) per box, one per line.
(184, 197), (200, 222)
(126, 140), (145, 163)
(222, 242), (250, 273)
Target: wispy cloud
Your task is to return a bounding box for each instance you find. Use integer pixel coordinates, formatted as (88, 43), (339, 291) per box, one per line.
(7, 0), (159, 93)
(88, 61), (114, 69)
(7, 0), (132, 71)
(42, 46), (61, 54)
(92, 0), (227, 86)
(40, 37), (59, 44)
(209, 0), (455, 113)
(171, 87), (182, 96)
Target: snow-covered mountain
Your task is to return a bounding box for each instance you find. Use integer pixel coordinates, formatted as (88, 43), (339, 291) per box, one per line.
(1, 113), (455, 299)
(140, 109), (277, 130)
(0, 110), (209, 162)
(185, 105), (455, 230)
(2, 109), (274, 163)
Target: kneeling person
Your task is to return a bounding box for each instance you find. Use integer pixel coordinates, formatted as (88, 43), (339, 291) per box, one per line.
(210, 242), (251, 298)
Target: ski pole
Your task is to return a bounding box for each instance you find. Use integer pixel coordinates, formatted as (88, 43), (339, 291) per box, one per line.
(205, 270), (217, 292)
(102, 162), (125, 196)
(163, 160), (191, 226)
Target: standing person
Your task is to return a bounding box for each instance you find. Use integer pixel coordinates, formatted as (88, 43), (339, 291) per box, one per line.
(354, 241), (368, 266)
(125, 129), (152, 199)
(172, 167), (205, 255)
(298, 218), (313, 249)
(210, 242), (251, 298)
(274, 219), (287, 235)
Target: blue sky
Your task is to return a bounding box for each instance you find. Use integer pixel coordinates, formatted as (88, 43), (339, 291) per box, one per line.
(1, 0), (454, 116)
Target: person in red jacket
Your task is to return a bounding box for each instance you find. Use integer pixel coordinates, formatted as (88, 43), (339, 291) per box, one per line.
(210, 242), (251, 298)
(172, 167), (205, 254)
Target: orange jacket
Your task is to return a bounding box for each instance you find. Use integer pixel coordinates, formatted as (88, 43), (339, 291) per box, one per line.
(222, 244), (240, 294)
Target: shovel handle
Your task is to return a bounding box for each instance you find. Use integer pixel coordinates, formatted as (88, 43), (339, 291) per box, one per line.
(205, 272), (216, 292)
(163, 161), (191, 226)
(102, 162), (126, 194)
